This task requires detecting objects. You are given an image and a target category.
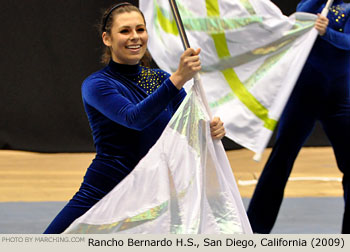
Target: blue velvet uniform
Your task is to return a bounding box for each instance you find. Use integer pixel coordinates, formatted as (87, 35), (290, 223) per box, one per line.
(44, 60), (186, 233)
(247, 0), (350, 233)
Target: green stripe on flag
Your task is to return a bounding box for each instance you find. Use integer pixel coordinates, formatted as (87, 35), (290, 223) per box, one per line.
(205, 0), (276, 130)
(156, 0), (262, 34)
(155, 1), (179, 35)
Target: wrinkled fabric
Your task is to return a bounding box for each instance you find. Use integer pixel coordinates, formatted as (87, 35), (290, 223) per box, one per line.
(140, 0), (322, 156)
(64, 78), (252, 234)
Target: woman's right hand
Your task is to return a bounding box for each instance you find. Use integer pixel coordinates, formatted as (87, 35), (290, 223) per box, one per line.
(170, 48), (201, 90)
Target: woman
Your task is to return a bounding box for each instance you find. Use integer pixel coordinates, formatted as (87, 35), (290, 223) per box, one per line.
(247, 0), (350, 234)
(44, 2), (225, 234)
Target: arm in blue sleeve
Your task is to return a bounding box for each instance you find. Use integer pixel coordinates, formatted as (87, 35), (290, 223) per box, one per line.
(297, 0), (326, 13)
(82, 77), (180, 131)
(321, 19), (350, 50)
(156, 69), (185, 112)
(171, 88), (186, 113)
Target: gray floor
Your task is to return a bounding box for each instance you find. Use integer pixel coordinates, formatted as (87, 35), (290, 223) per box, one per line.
(0, 197), (344, 234)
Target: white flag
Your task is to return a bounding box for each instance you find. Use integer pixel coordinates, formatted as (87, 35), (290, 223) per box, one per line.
(64, 78), (252, 234)
(140, 0), (327, 157)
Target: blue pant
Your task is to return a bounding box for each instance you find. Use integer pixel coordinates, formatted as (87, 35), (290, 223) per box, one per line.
(44, 158), (128, 234)
(247, 62), (350, 233)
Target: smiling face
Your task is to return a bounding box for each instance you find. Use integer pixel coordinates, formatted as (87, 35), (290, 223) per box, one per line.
(102, 11), (148, 65)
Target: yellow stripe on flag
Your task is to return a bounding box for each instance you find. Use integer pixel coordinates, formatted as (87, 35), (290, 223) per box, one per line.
(156, 1), (179, 35)
(206, 0), (277, 130)
(205, 0), (220, 16)
(222, 69), (277, 130)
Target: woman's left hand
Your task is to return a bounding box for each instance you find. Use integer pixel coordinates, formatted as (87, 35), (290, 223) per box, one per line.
(210, 117), (226, 140)
(315, 14), (329, 36)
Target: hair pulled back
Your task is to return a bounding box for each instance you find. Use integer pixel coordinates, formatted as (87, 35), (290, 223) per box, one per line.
(99, 3), (151, 66)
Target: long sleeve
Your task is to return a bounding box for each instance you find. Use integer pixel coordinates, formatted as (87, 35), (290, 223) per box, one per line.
(297, 0), (326, 13)
(297, 0), (350, 50)
(322, 19), (350, 50)
(82, 77), (180, 131)
(171, 88), (186, 112)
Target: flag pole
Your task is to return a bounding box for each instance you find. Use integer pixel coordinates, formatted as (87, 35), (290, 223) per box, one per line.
(168, 0), (190, 50)
(168, 0), (213, 118)
(321, 0), (334, 16)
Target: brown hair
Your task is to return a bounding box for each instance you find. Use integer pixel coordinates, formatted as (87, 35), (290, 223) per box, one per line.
(99, 3), (151, 67)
